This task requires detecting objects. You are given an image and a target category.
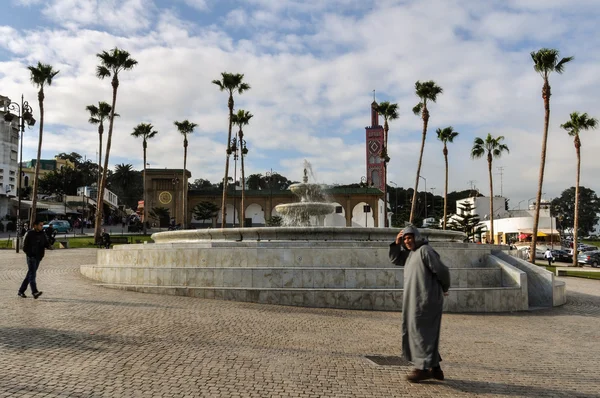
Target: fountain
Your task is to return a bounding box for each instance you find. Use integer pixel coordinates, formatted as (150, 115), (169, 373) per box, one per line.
(275, 162), (335, 226)
(81, 163), (566, 312)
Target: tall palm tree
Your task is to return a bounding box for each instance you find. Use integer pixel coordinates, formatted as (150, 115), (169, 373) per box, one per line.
(374, 101), (399, 228)
(470, 134), (509, 243)
(174, 120), (197, 229)
(410, 80), (443, 224)
(231, 110), (253, 227)
(131, 123), (158, 235)
(529, 48), (573, 263)
(560, 112), (598, 266)
(212, 72), (251, 227)
(436, 126), (459, 230)
(86, 101), (118, 190)
(27, 62), (59, 228)
(94, 47), (137, 241)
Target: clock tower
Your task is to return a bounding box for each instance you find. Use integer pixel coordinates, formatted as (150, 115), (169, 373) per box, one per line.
(365, 101), (384, 192)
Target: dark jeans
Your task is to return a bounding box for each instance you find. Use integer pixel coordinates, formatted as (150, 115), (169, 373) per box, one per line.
(19, 256), (41, 294)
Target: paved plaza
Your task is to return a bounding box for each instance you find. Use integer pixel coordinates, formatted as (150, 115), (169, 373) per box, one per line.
(1, 249), (599, 397)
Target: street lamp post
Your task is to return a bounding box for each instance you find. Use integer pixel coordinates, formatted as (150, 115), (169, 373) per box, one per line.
(172, 176), (179, 228)
(266, 169), (277, 223)
(419, 175), (427, 220)
(389, 181), (398, 227)
(231, 137), (238, 227)
(3, 95), (35, 253)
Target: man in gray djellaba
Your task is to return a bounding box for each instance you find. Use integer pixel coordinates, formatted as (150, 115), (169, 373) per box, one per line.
(389, 225), (450, 383)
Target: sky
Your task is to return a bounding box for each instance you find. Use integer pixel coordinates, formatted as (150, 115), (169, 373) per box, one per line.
(1, 0), (600, 210)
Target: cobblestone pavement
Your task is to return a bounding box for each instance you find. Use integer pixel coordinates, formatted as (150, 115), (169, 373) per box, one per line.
(1, 249), (599, 398)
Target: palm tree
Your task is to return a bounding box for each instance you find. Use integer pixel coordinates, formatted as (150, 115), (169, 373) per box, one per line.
(560, 112), (598, 266)
(410, 80), (443, 224)
(27, 62), (59, 228)
(174, 120), (198, 229)
(131, 123), (158, 235)
(94, 47), (137, 241)
(231, 110), (253, 227)
(529, 48), (573, 263)
(374, 101), (399, 228)
(470, 134), (509, 243)
(436, 126), (459, 230)
(86, 101), (118, 189)
(212, 72), (251, 227)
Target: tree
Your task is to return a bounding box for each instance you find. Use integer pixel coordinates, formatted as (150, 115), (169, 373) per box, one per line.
(174, 120), (198, 229)
(375, 101), (399, 227)
(212, 72), (251, 227)
(94, 47), (138, 242)
(410, 80), (443, 224)
(529, 48), (573, 263)
(231, 110), (253, 227)
(247, 174), (266, 190)
(436, 126), (459, 230)
(447, 201), (483, 242)
(131, 123), (158, 235)
(189, 179), (214, 190)
(551, 187), (600, 240)
(27, 62), (59, 227)
(560, 112), (598, 265)
(192, 201), (220, 227)
(107, 164), (142, 210)
(470, 134), (509, 243)
(86, 101), (118, 188)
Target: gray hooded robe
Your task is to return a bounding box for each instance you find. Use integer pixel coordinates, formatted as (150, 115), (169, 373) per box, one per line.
(389, 226), (450, 370)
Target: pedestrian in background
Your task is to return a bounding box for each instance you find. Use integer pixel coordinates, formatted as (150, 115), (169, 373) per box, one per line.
(389, 225), (451, 383)
(18, 220), (52, 299)
(544, 248), (554, 266)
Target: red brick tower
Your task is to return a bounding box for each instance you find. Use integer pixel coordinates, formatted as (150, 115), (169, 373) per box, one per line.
(365, 101), (385, 191)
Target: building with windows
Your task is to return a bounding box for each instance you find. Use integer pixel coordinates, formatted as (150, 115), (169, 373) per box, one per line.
(0, 95), (19, 218)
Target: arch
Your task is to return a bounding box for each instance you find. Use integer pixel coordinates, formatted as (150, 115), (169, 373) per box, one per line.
(245, 203), (265, 226)
(324, 202), (346, 226)
(24, 175), (29, 187)
(352, 202), (375, 227)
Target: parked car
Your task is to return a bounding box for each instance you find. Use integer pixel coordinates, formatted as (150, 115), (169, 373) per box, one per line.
(43, 220), (72, 233)
(551, 249), (572, 263)
(577, 250), (600, 267)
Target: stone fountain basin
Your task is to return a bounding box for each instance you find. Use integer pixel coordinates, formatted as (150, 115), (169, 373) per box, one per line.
(274, 202), (337, 217)
(150, 227), (467, 243)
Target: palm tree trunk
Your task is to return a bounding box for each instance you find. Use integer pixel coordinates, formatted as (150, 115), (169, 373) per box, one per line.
(29, 88), (44, 228)
(221, 94), (234, 228)
(488, 155), (494, 243)
(240, 130), (246, 228)
(409, 106), (428, 224)
(573, 137), (581, 267)
(142, 141), (147, 235)
(183, 139), (188, 229)
(530, 78), (551, 263)
(443, 147), (448, 230)
(97, 124), (103, 191)
(94, 77), (119, 241)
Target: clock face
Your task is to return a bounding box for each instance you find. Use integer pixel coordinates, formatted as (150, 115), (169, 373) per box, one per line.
(369, 140), (381, 154)
(159, 191), (172, 204)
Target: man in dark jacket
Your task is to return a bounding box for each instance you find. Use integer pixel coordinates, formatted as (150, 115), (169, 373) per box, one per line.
(18, 220), (52, 299)
(389, 225), (450, 383)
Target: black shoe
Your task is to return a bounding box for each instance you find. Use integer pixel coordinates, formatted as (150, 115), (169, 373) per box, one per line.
(406, 369), (432, 383)
(33, 291), (43, 299)
(431, 366), (444, 381)
(17, 292), (27, 298)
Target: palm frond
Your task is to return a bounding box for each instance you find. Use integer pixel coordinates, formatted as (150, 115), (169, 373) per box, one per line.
(412, 103), (423, 115)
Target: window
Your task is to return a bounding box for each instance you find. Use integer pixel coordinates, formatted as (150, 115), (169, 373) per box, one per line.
(10, 151), (17, 161)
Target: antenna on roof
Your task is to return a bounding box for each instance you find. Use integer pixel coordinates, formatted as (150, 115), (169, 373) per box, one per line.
(373, 89), (376, 102)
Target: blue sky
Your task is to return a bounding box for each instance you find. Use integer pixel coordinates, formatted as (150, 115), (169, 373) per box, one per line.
(2, 0), (600, 209)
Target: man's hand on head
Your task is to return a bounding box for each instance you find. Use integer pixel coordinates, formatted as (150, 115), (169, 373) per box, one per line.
(395, 231), (404, 245)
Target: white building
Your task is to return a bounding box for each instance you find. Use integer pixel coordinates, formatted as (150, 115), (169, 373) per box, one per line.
(457, 196), (558, 245)
(0, 95), (19, 219)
